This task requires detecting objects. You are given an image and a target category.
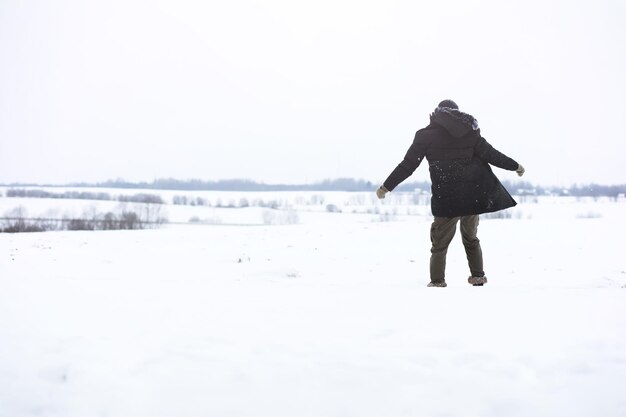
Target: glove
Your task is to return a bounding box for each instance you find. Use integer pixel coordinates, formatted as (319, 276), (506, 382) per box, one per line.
(516, 164), (525, 177)
(376, 185), (389, 199)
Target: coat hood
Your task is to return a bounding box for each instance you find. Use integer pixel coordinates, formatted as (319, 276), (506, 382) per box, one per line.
(430, 106), (479, 138)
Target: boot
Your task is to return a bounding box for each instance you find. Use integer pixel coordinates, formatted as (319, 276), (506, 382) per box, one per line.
(468, 276), (488, 286)
(427, 281), (447, 287)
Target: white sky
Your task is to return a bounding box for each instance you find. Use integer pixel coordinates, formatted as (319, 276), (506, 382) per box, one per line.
(1, 0), (625, 186)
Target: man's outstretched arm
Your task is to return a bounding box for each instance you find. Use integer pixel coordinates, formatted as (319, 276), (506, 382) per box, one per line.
(376, 135), (427, 198)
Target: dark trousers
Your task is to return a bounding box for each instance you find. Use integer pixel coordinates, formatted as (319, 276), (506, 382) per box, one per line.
(430, 215), (484, 282)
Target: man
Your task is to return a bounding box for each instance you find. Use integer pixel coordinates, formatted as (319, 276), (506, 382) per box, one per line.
(376, 100), (524, 287)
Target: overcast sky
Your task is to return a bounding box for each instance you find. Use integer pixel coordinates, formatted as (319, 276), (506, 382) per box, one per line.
(1, 0), (625, 186)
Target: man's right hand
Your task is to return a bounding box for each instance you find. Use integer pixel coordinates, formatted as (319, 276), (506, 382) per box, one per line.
(516, 164), (525, 177)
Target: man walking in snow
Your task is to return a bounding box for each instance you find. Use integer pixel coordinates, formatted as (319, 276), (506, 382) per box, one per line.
(376, 100), (524, 287)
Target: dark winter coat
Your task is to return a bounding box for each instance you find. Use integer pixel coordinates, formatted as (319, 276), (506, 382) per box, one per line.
(383, 107), (519, 218)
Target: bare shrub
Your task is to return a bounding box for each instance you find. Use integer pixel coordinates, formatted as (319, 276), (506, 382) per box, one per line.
(67, 218), (96, 231)
(482, 210), (513, 220)
(141, 203), (167, 227)
(262, 209), (299, 225)
(373, 211), (396, 222)
(576, 211), (603, 219)
(102, 212), (118, 230)
(2, 222), (46, 233)
(173, 195), (188, 205)
(188, 215), (222, 225)
(1, 207), (46, 233)
(118, 193), (164, 204)
(120, 211), (141, 229)
(0, 206), (162, 233)
(326, 204), (342, 213)
(258, 199), (280, 209)
(310, 194), (325, 205)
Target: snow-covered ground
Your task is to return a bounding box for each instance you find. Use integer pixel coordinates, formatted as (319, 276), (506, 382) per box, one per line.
(1, 191), (626, 417)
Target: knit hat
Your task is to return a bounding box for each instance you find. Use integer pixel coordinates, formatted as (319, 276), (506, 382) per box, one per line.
(438, 99), (459, 110)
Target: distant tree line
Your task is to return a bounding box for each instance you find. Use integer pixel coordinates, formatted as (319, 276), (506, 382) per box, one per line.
(398, 180), (626, 197)
(87, 177), (381, 192)
(68, 177), (425, 192)
(6, 189), (113, 201)
(499, 181), (626, 198)
(6, 189), (164, 204)
(2, 178), (625, 197)
(562, 183), (626, 197)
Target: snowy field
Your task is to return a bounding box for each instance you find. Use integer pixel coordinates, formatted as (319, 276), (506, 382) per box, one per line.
(1, 189), (626, 417)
